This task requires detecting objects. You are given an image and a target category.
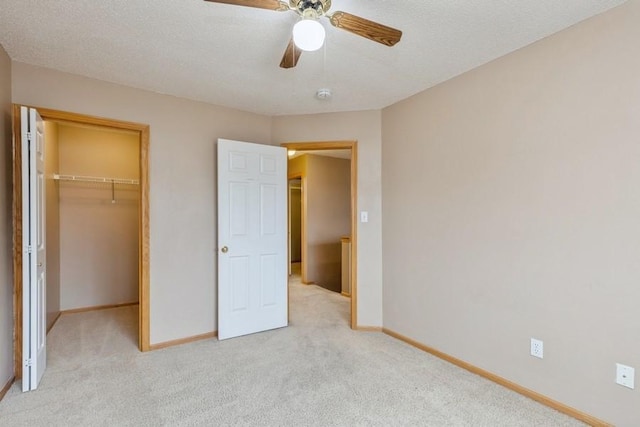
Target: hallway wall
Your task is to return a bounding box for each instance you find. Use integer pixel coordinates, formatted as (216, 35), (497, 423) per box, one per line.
(305, 155), (351, 293)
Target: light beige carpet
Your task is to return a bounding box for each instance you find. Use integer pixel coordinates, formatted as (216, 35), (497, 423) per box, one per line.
(0, 275), (584, 426)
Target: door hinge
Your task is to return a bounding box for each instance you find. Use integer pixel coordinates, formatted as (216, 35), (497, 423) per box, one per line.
(24, 358), (32, 367)
(26, 131), (32, 142)
(27, 245), (33, 254)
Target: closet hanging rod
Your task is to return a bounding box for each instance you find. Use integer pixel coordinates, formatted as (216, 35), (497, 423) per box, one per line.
(53, 174), (139, 186)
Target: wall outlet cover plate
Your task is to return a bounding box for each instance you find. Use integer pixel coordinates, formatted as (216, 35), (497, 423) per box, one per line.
(616, 363), (635, 389)
(530, 338), (543, 359)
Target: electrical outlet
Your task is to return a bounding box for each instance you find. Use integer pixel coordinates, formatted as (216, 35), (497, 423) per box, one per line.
(616, 363), (635, 389)
(530, 338), (544, 359)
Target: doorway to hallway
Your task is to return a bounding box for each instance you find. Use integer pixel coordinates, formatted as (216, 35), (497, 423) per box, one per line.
(282, 141), (358, 329)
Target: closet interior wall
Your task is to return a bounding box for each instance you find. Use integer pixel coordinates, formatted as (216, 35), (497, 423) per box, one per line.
(51, 122), (140, 312)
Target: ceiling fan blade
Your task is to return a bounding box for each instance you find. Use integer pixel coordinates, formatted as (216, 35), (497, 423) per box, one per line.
(280, 38), (302, 69)
(330, 11), (402, 47)
(203, 0), (288, 11)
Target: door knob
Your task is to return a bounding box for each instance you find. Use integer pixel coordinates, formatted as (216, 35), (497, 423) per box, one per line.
(221, 246), (228, 253)
(37, 262), (43, 267)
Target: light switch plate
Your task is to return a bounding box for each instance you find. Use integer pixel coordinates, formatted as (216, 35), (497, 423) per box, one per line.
(360, 211), (368, 223)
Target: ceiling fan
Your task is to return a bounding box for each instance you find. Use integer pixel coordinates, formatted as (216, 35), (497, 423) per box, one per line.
(204, 0), (402, 69)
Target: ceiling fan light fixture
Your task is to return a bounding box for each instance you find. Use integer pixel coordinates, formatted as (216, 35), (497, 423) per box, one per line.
(293, 18), (325, 52)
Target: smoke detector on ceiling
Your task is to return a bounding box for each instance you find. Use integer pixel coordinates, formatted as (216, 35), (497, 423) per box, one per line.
(316, 88), (332, 100)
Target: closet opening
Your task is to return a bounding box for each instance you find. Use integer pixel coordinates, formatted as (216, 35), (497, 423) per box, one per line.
(46, 120), (140, 334)
(13, 106), (150, 380)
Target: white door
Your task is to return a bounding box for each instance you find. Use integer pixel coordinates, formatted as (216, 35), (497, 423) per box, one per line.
(217, 139), (287, 340)
(21, 107), (47, 391)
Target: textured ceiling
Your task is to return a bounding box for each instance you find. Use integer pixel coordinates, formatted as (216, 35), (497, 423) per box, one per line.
(0, 0), (626, 116)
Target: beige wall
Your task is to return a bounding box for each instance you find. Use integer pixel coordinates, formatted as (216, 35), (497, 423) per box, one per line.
(11, 62), (273, 344)
(273, 111), (384, 327)
(0, 44), (13, 391)
(381, 1), (639, 425)
(305, 155), (350, 293)
(44, 121), (60, 329)
(58, 124), (139, 179)
(57, 123), (139, 310)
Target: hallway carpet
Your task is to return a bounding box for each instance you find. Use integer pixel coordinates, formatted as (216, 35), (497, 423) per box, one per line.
(0, 275), (583, 426)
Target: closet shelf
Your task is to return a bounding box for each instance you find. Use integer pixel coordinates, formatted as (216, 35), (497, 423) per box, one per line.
(53, 174), (139, 185)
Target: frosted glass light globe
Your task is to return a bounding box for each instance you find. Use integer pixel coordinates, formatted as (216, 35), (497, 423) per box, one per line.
(293, 19), (325, 52)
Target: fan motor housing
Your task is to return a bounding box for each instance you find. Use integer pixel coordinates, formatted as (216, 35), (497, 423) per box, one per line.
(290, 0), (331, 15)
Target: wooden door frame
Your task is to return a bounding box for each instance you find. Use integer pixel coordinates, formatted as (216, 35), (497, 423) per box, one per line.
(281, 141), (358, 329)
(12, 105), (151, 378)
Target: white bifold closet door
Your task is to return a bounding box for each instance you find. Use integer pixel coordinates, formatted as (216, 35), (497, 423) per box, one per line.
(21, 106), (47, 391)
